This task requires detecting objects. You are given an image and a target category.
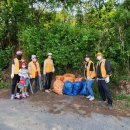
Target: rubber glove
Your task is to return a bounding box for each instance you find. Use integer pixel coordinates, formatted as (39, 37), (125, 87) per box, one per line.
(105, 76), (110, 83)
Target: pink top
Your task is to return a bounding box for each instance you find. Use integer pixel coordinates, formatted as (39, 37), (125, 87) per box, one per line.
(19, 80), (25, 85)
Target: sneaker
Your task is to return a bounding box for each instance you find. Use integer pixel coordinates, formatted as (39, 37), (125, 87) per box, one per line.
(108, 104), (113, 110)
(10, 95), (15, 100)
(16, 93), (20, 99)
(22, 93), (26, 98)
(98, 99), (106, 103)
(49, 89), (52, 92)
(86, 95), (91, 99)
(45, 90), (50, 93)
(89, 96), (95, 101)
(25, 92), (29, 97)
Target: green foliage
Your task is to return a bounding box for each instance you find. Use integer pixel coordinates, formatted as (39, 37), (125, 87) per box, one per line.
(115, 93), (127, 100)
(0, 47), (13, 70)
(93, 82), (100, 99)
(0, 68), (2, 80)
(115, 93), (130, 101)
(0, 82), (10, 89)
(0, 0), (130, 85)
(19, 23), (99, 74)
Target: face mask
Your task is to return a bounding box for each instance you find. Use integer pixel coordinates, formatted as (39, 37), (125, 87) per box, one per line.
(97, 56), (102, 61)
(22, 65), (26, 68)
(32, 58), (37, 62)
(17, 55), (22, 60)
(48, 56), (52, 59)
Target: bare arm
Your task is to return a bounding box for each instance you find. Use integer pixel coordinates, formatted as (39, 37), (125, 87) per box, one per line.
(11, 64), (14, 74)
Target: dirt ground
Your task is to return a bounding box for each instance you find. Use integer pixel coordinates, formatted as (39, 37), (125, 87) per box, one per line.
(0, 89), (130, 117)
(0, 89), (130, 130)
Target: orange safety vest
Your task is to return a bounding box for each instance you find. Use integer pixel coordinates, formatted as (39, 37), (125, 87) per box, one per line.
(14, 58), (24, 74)
(28, 61), (40, 78)
(86, 60), (96, 79)
(44, 58), (54, 73)
(96, 59), (107, 78)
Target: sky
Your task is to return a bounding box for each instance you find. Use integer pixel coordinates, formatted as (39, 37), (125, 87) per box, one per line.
(33, 0), (125, 12)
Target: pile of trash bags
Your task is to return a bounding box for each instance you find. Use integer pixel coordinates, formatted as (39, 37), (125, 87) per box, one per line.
(52, 73), (88, 96)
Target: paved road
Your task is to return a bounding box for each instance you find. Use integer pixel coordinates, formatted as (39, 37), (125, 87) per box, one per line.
(0, 99), (130, 130)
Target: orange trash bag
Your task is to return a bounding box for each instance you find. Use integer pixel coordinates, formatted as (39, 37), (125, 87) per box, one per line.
(75, 77), (84, 82)
(63, 73), (75, 78)
(55, 76), (64, 81)
(53, 80), (64, 95)
(63, 76), (75, 83)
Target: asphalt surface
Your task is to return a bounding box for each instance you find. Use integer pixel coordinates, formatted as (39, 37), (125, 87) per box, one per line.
(0, 98), (130, 130)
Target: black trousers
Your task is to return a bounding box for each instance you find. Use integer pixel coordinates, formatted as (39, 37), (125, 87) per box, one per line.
(30, 76), (39, 92)
(11, 74), (20, 95)
(44, 72), (53, 90)
(98, 80), (112, 105)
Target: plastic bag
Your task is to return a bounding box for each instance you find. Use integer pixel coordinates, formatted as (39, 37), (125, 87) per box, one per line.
(55, 76), (64, 81)
(79, 80), (89, 96)
(63, 76), (75, 83)
(63, 73), (75, 78)
(63, 81), (73, 96)
(73, 81), (82, 96)
(53, 80), (64, 95)
(75, 77), (84, 82)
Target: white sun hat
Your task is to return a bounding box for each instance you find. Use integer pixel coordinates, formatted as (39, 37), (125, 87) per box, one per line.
(31, 55), (36, 59)
(16, 50), (22, 55)
(48, 53), (52, 56)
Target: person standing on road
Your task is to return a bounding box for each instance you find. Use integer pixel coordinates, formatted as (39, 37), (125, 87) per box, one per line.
(84, 54), (96, 101)
(18, 62), (30, 98)
(10, 50), (25, 99)
(43, 53), (55, 93)
(28, 55), (41, 93)
(96, 52), (113, 109)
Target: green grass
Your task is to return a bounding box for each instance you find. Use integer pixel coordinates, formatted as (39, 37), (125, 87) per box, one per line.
(125, 103), (130, 108)
(127, 96), (130, 101)
(115, 93), (130, 101)
(93, 82), (100, 99)
(119, 75), (130, 81)
(0, 82), (10, 89)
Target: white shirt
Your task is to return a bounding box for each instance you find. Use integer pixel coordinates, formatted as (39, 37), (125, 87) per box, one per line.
(18, 69), (29, 78)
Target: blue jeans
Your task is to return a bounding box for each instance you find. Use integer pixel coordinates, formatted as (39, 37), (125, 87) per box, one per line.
(86, 79), (95, 97)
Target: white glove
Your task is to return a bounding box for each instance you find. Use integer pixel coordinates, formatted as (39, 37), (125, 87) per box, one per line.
(87, 76), (90, 80)
(53, 67), (55, 73)
(30, 75), (32, 79)
(11, 73), (14, 79)
(105, 76), (110, 83)
(96, 78), (99, 82)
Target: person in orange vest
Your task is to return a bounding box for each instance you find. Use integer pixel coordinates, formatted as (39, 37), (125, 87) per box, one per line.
(28, 55), (41, 93)
(11, 50), (24, 99)
(43, 53), (55, 93)
(84, 54), (96, 101)
(96, 52), (112, 109)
